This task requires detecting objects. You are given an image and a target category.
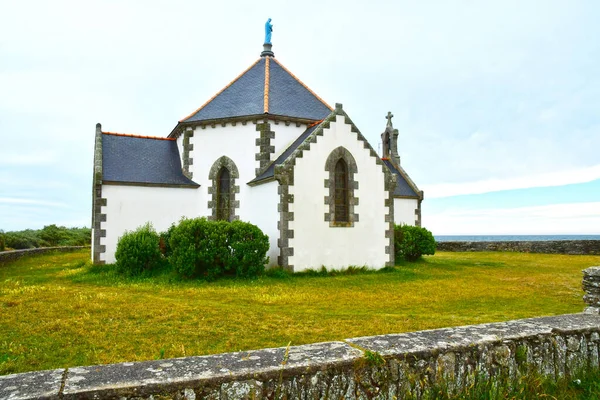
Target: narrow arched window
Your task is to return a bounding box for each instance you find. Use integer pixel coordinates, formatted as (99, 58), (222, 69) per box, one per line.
(216, 167), (231, 221)
(334, 158), (349, 223)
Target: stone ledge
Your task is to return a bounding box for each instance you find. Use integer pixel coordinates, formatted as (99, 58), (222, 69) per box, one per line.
(2, 314), (600, 399)
(0, 368), (64, 400)
(347, 313), (600, 356)
(62, 342), (360, 399)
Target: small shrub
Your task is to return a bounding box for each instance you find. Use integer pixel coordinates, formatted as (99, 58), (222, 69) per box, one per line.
(395, 225), (436, 262)
(168, 218), (269, 280)
(168, 218), (230, 279)
(115, 223), (162, 276)
(227, 220), (269, 278)
(159, 224), (177, 258)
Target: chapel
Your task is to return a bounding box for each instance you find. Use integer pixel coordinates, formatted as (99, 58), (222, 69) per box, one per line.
(91, 33), (423, 271)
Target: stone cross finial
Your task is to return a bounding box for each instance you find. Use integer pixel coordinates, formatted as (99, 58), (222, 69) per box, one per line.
(386, 111), (394, 128)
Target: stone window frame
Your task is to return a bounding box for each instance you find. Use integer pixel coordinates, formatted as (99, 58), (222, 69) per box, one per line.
(324, 146), (359, 227)
(207, 156), (240, 221)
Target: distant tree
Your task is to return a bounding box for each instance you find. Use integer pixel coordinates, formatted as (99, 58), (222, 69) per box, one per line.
(0, 230), (5, 251)
(40, 224), (68, 246)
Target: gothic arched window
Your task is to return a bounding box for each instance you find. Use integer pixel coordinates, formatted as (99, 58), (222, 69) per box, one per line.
(324, 146), (358, 227)
(216, 167), (231, 221)
(208, 156), (240, 222)
(334, 159), (349, 223)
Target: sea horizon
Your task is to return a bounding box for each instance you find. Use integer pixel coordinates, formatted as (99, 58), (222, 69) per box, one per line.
(435, 234), (600, 242)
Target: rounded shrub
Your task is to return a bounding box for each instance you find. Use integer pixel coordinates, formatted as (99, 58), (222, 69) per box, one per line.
(168, 218), (269, 280)
(115, 223), (162, 276)
(227, 220), (269, 278)
(168, 218), (230, 279)
(394, 224), (436, 262)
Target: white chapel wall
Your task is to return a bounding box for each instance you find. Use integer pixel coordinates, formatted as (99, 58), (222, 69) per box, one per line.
(289, 114), (389, 271)
(100, 184), (202, 263)
(394, 198), (419, 226)
(271, 123), (307, 160)
(243, 180), (279, 266)
(189, 122), (257, 217)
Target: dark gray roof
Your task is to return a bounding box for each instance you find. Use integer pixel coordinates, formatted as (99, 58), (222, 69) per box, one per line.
(250, 123), (321, 184)
(184, 59), (266, 122)
(102, 134), (199, 187)
(267, 59), (332, 120)
(383, 159), (419, 198)
(182, 57), (331, 123)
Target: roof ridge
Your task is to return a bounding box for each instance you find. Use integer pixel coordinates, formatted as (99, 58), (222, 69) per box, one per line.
(271, 58), (333, 111)
(263, 56), (270, 113)
(102, 132), (175, 141)
(179, 58), (263, 122)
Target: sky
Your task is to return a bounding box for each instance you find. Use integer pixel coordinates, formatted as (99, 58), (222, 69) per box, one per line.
(0, 0), (599, 235)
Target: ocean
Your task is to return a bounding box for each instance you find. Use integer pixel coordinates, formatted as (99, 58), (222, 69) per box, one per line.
(435, 235), (600, 242)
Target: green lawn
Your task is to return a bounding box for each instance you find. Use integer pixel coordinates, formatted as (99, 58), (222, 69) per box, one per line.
(1, 249), (599, 376)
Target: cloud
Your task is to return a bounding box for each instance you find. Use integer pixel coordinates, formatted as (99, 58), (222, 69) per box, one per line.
(426, 202), (600, 235)
(423, 165), (600, 198)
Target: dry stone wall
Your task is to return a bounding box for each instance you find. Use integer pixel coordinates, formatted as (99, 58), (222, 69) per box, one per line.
(2, 313), (600, 400)
(436, 240), (600, 255)
(0, 246), (88, 265)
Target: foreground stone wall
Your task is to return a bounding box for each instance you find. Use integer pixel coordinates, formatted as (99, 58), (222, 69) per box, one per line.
(436, 240), (600, 255)
(0, 246), (89, 265)
(2, 313), (600, 400)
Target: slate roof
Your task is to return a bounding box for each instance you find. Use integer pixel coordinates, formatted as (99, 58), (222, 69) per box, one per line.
(249, 123), (321, 184)
(181, 57), (332, 123)
(383, 159), (420, 198)
(102, 133), (199, 187)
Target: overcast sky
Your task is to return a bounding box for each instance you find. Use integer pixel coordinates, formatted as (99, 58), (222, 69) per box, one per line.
(1, 0), (599, 235)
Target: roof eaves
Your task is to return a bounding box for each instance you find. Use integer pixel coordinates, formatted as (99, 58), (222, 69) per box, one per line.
(102, 131), (174, 141)
(103, 180), (200, 189)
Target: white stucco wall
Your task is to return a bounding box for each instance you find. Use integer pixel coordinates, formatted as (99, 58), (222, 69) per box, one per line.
(100, 184), (202, 263)
(289, 114), (390, 271)
(188, 122), (258, 217)
(271, 123), (307, 161)
(243, 180), (279, 266)
(394, 198), (419, 226)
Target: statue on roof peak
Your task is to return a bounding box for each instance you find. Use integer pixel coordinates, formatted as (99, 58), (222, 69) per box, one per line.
(265, 18), (273, 44)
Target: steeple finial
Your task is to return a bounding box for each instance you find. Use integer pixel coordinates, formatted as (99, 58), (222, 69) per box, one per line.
(261, 18), (275, 57)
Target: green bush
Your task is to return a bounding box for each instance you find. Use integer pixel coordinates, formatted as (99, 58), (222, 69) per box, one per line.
(159, 224), (177, 258)
(394, 224), (436, 262)
(0, 230), (5, 251)
(115, 223), (162, 276)
(168, 218), (269, 280)
(4, 231), (43, 249)
(227, 220), (269, 278)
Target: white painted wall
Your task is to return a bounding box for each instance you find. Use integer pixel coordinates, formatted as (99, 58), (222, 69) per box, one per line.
(189, 122), (258, 217)
(100, 184), (202, 263)
(243, 180), (279, 266)
(271, 123), (307, 161)
(394, 198), (419, 226)
(289, 114), (389, 271)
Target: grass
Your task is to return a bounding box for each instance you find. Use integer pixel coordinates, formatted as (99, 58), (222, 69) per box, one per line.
(1, 249), (599, 376)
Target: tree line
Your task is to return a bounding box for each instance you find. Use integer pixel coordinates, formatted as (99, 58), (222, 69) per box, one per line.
(0, 225), (91, 251)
